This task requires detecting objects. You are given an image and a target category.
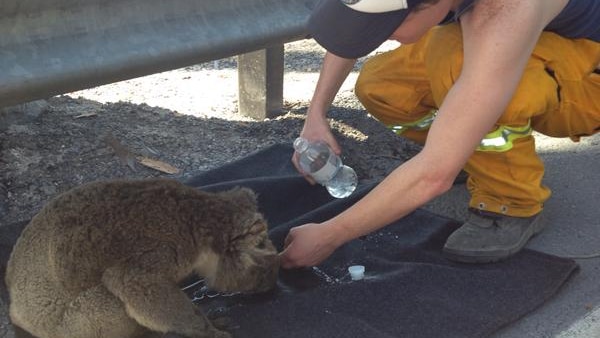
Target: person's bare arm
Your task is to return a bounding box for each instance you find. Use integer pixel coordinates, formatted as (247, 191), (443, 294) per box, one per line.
(292, 51), (356, 180)
(299, 51), (356, 153)
(281, 0), (565, 268)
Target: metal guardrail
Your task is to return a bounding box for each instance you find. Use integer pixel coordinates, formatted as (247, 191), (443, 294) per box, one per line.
(0, 0), (318, 118)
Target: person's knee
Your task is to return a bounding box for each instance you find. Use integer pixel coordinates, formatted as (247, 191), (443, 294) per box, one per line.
(356, 55), (434, 124)
(425, 24), (464, 105)
(355, 59), (380, 107)
(503, 59), (559, 125)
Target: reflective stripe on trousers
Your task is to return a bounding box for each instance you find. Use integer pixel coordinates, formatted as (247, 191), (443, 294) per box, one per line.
(388, 111), (533, 153)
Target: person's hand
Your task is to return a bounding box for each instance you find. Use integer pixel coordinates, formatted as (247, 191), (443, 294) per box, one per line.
(280, 222), (342, 269)
(299, 112), (341, 154)
(292, 112), (341, 184)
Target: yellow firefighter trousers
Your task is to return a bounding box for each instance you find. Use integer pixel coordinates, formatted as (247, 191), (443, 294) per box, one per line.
(355, 23), (600, 217)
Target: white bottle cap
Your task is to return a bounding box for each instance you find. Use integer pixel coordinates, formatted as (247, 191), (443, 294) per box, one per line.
(348, 265), (365, 281)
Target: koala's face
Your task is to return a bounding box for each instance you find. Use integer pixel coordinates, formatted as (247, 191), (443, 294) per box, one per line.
(209, 214), (279, 293)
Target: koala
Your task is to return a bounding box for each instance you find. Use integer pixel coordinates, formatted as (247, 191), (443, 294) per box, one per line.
(5, 178), (279, 338)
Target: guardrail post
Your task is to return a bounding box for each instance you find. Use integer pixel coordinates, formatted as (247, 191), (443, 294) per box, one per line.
(237, 45), (285, 120)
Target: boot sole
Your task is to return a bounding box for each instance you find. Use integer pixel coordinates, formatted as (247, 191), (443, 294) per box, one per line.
(443, 213), (546, 264)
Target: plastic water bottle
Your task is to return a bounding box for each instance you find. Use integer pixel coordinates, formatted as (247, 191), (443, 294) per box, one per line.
(293, 137), (357, 198)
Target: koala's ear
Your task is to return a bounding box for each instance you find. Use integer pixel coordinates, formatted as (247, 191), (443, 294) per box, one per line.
(220, 187), (258, 210)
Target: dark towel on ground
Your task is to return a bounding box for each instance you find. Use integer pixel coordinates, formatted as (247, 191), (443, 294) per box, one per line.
(0, 144), (578, 338)
(183, 144), (578, 338)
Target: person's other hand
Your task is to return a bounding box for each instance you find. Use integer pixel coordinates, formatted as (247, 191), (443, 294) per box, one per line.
(280, 222), (340, 269)
(291, 113), (341, 184)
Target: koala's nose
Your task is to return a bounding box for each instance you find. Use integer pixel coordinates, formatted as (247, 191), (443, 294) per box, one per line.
(270, 253), (281, 267)
(267, 255), (280, 280)
(255, 255), (279, 292)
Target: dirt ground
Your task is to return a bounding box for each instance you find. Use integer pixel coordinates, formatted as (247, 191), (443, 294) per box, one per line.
(0, 40), (417, 227)
(0, 97), (419, 227)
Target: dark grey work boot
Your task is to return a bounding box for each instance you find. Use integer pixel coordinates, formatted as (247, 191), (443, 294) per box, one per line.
(443, 209), (546, 263)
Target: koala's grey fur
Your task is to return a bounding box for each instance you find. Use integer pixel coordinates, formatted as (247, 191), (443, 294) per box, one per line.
(5, 178), (279, 338)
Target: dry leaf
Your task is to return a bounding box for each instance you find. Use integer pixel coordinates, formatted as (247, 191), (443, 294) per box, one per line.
(74, 112), (97, 119)
(136, 156), (180, 174)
